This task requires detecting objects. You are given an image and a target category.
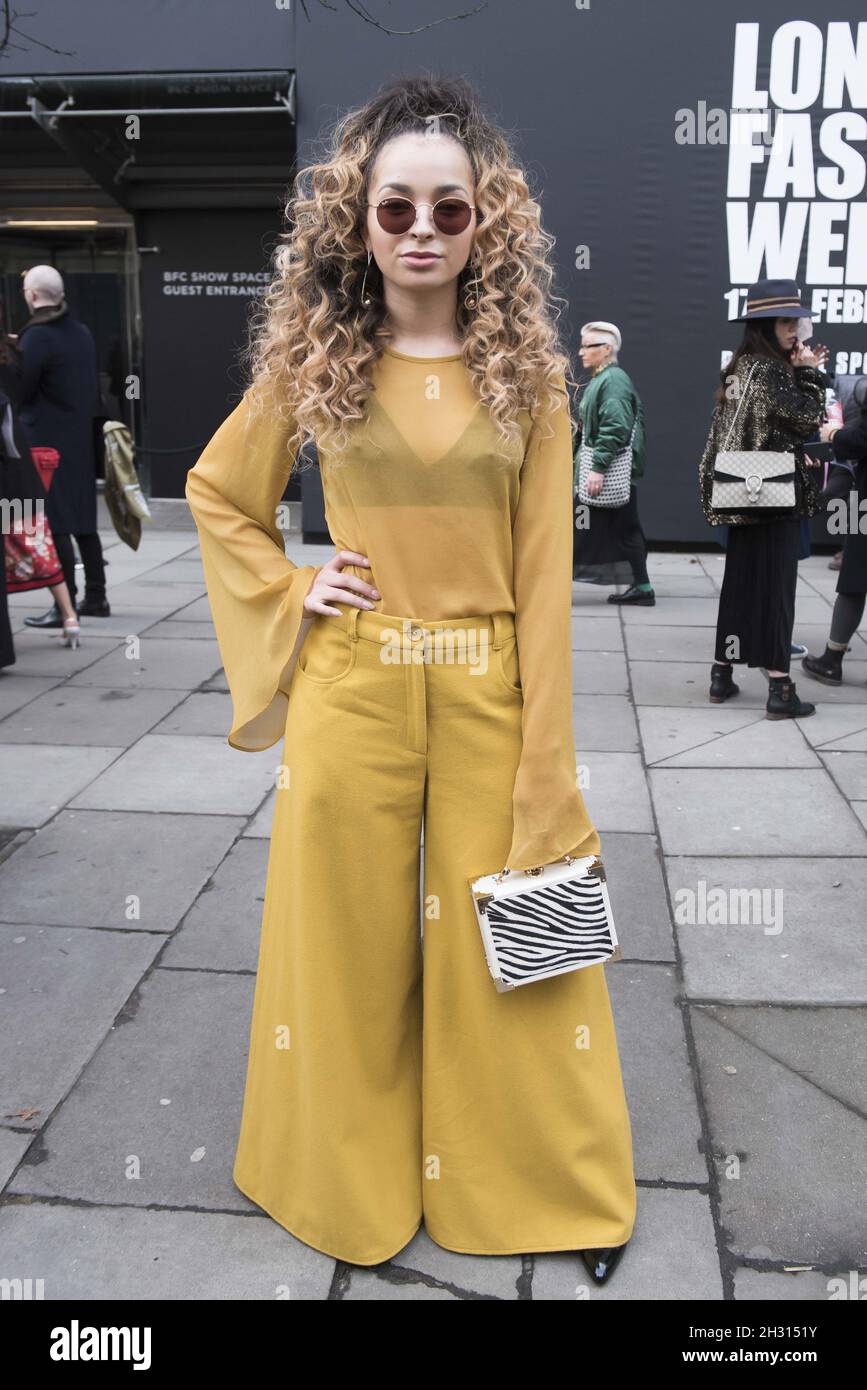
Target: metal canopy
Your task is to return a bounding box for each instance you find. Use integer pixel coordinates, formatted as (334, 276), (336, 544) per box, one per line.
(0, 70), (296, 211)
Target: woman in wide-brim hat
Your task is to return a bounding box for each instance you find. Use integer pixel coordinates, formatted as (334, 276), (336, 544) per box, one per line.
(698, 278), (829, 718)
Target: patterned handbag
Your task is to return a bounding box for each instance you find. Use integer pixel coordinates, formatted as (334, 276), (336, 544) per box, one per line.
(711, 362), (798, 514)
(1, 405), (63, 593)
(575, 421), (635, 509)
(467, 853), (621, 993)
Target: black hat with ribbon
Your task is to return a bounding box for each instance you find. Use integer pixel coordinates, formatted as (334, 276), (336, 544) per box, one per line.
(734, 278), (813, 321)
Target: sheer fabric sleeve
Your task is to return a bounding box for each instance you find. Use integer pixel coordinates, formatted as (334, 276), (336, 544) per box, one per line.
(505, 373), (602, 871)
(184, 385), (322, 752)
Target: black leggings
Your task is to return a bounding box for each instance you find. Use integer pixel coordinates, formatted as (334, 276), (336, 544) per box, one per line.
(830, 591), (866, 646)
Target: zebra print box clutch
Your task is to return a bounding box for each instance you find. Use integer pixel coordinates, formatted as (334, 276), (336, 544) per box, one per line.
(468, 854), (621, 993)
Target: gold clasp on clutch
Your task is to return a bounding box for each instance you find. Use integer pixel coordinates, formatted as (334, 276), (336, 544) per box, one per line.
(495, 852), (583, 881)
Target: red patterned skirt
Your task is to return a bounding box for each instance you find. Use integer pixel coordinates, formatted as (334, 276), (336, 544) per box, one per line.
(4, 499), (64, 593)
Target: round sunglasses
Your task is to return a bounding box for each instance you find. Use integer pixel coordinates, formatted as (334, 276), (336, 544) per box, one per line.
(368, 196), (477, 236)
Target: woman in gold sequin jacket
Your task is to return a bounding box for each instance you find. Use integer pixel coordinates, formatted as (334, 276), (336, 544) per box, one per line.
(698, 278), (829, 720)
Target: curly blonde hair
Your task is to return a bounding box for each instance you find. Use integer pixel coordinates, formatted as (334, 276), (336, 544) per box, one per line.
(241, 73), (573, 466)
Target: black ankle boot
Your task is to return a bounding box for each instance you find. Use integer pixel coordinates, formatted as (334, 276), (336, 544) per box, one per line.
(77, 593), (111, 617)
(801, 644), (847, 686)
(709, 661), (739, 703)
(766, 675), (815, 719)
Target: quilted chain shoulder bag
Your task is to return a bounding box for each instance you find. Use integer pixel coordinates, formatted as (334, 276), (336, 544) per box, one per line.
(710, 361), (799, 516)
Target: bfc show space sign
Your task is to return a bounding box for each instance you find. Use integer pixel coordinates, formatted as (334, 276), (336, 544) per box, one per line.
(701, 21), (866, 376)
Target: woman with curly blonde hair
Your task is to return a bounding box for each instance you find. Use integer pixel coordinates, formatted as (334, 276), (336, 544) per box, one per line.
(185, 73), (636, 1282)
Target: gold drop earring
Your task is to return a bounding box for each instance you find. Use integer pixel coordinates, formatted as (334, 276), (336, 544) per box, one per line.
(463, 256), (482, 310)
(360, 248), (373, 307)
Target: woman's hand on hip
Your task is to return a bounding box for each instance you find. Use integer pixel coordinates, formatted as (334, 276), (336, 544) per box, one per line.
(304, 550), (381, 617)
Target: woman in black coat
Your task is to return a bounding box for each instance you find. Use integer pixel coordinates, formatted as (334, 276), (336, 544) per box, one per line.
(0, 316), (81, 667)
(15, 284), (108, 623)
(801, 379), (867, 685)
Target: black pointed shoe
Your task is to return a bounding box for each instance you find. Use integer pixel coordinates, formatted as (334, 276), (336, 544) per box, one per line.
(709, 661), (740, 702)
(766, 675), (815, 719)
(607, 585), (655, 605)
(24, 602), (72, 629)
(801, 644), (847, 686)
(579, 1241), (630, 1285)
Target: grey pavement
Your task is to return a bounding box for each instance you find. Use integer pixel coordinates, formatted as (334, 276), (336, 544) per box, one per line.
(1, 501), (865, 1301)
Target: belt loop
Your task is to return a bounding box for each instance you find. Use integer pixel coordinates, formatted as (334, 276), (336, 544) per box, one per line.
(347, 605), (360, 643)
(491, 611), (507, 650)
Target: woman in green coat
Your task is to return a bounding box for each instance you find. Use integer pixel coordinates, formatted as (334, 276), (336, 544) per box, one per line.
(572, 321), (654, 604)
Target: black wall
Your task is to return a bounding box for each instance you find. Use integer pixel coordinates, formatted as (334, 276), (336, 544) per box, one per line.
(139, 210), (284, 498)
(295, 0), (865, 544)
(5, 1), (864, 541)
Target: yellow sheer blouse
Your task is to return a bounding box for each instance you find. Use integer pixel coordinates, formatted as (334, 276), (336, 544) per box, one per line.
(184, 346), (600, 871)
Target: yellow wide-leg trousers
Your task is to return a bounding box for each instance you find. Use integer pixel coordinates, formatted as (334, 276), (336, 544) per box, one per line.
(233, 605), (637, 1264)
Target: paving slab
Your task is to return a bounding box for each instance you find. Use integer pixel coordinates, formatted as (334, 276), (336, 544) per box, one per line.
(168, 595), (220, 623)
(65, 636), (222, 690)
(0, 744), (122, 828)
(576, 750), (655, 832)
(665, 856), (867, 1003)
(570, 615), (623, 651)
(638, 704), (768, 764)
(571, 649), (629, 694)
(690, 1004), (867, 1266)
(0, 1129), (34, 1190)
(140, 619), (223, 641)
(649, 767), (867, 856)
(388, 1227), (523, 1299)
(643, 710), (820, 768)
(609, 964), (707, 1183)
(818, 750), (867, 800)
(0, 1204), (334, 1300)
(0, 674), (60, 720)
(533, 1188), (723, 1300)
(8, 968), (253, 1213)
(0, 923), (162, 1131)
(734, 1267), (863, 1300)
(0, 684), (184, 746)
(0, 632), (121, 678)
(625, 623), (725, 663)
(0, 809), (243, 930)
(152, 690), (235, 736)
(161, 837), (271, 972)
(243, 788), (276, 838)
(103, 580), (205, 609)
(599, 832), (675, 962)
(632, 661), (769, 708)
(69, 734), (276, 815)
(798, 704), (867, 746)
(572, 693), (639, 752)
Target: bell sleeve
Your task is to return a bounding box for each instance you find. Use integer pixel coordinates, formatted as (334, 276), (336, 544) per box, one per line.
(184, 384), (323, 752)
(505, 372), (602, 871)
